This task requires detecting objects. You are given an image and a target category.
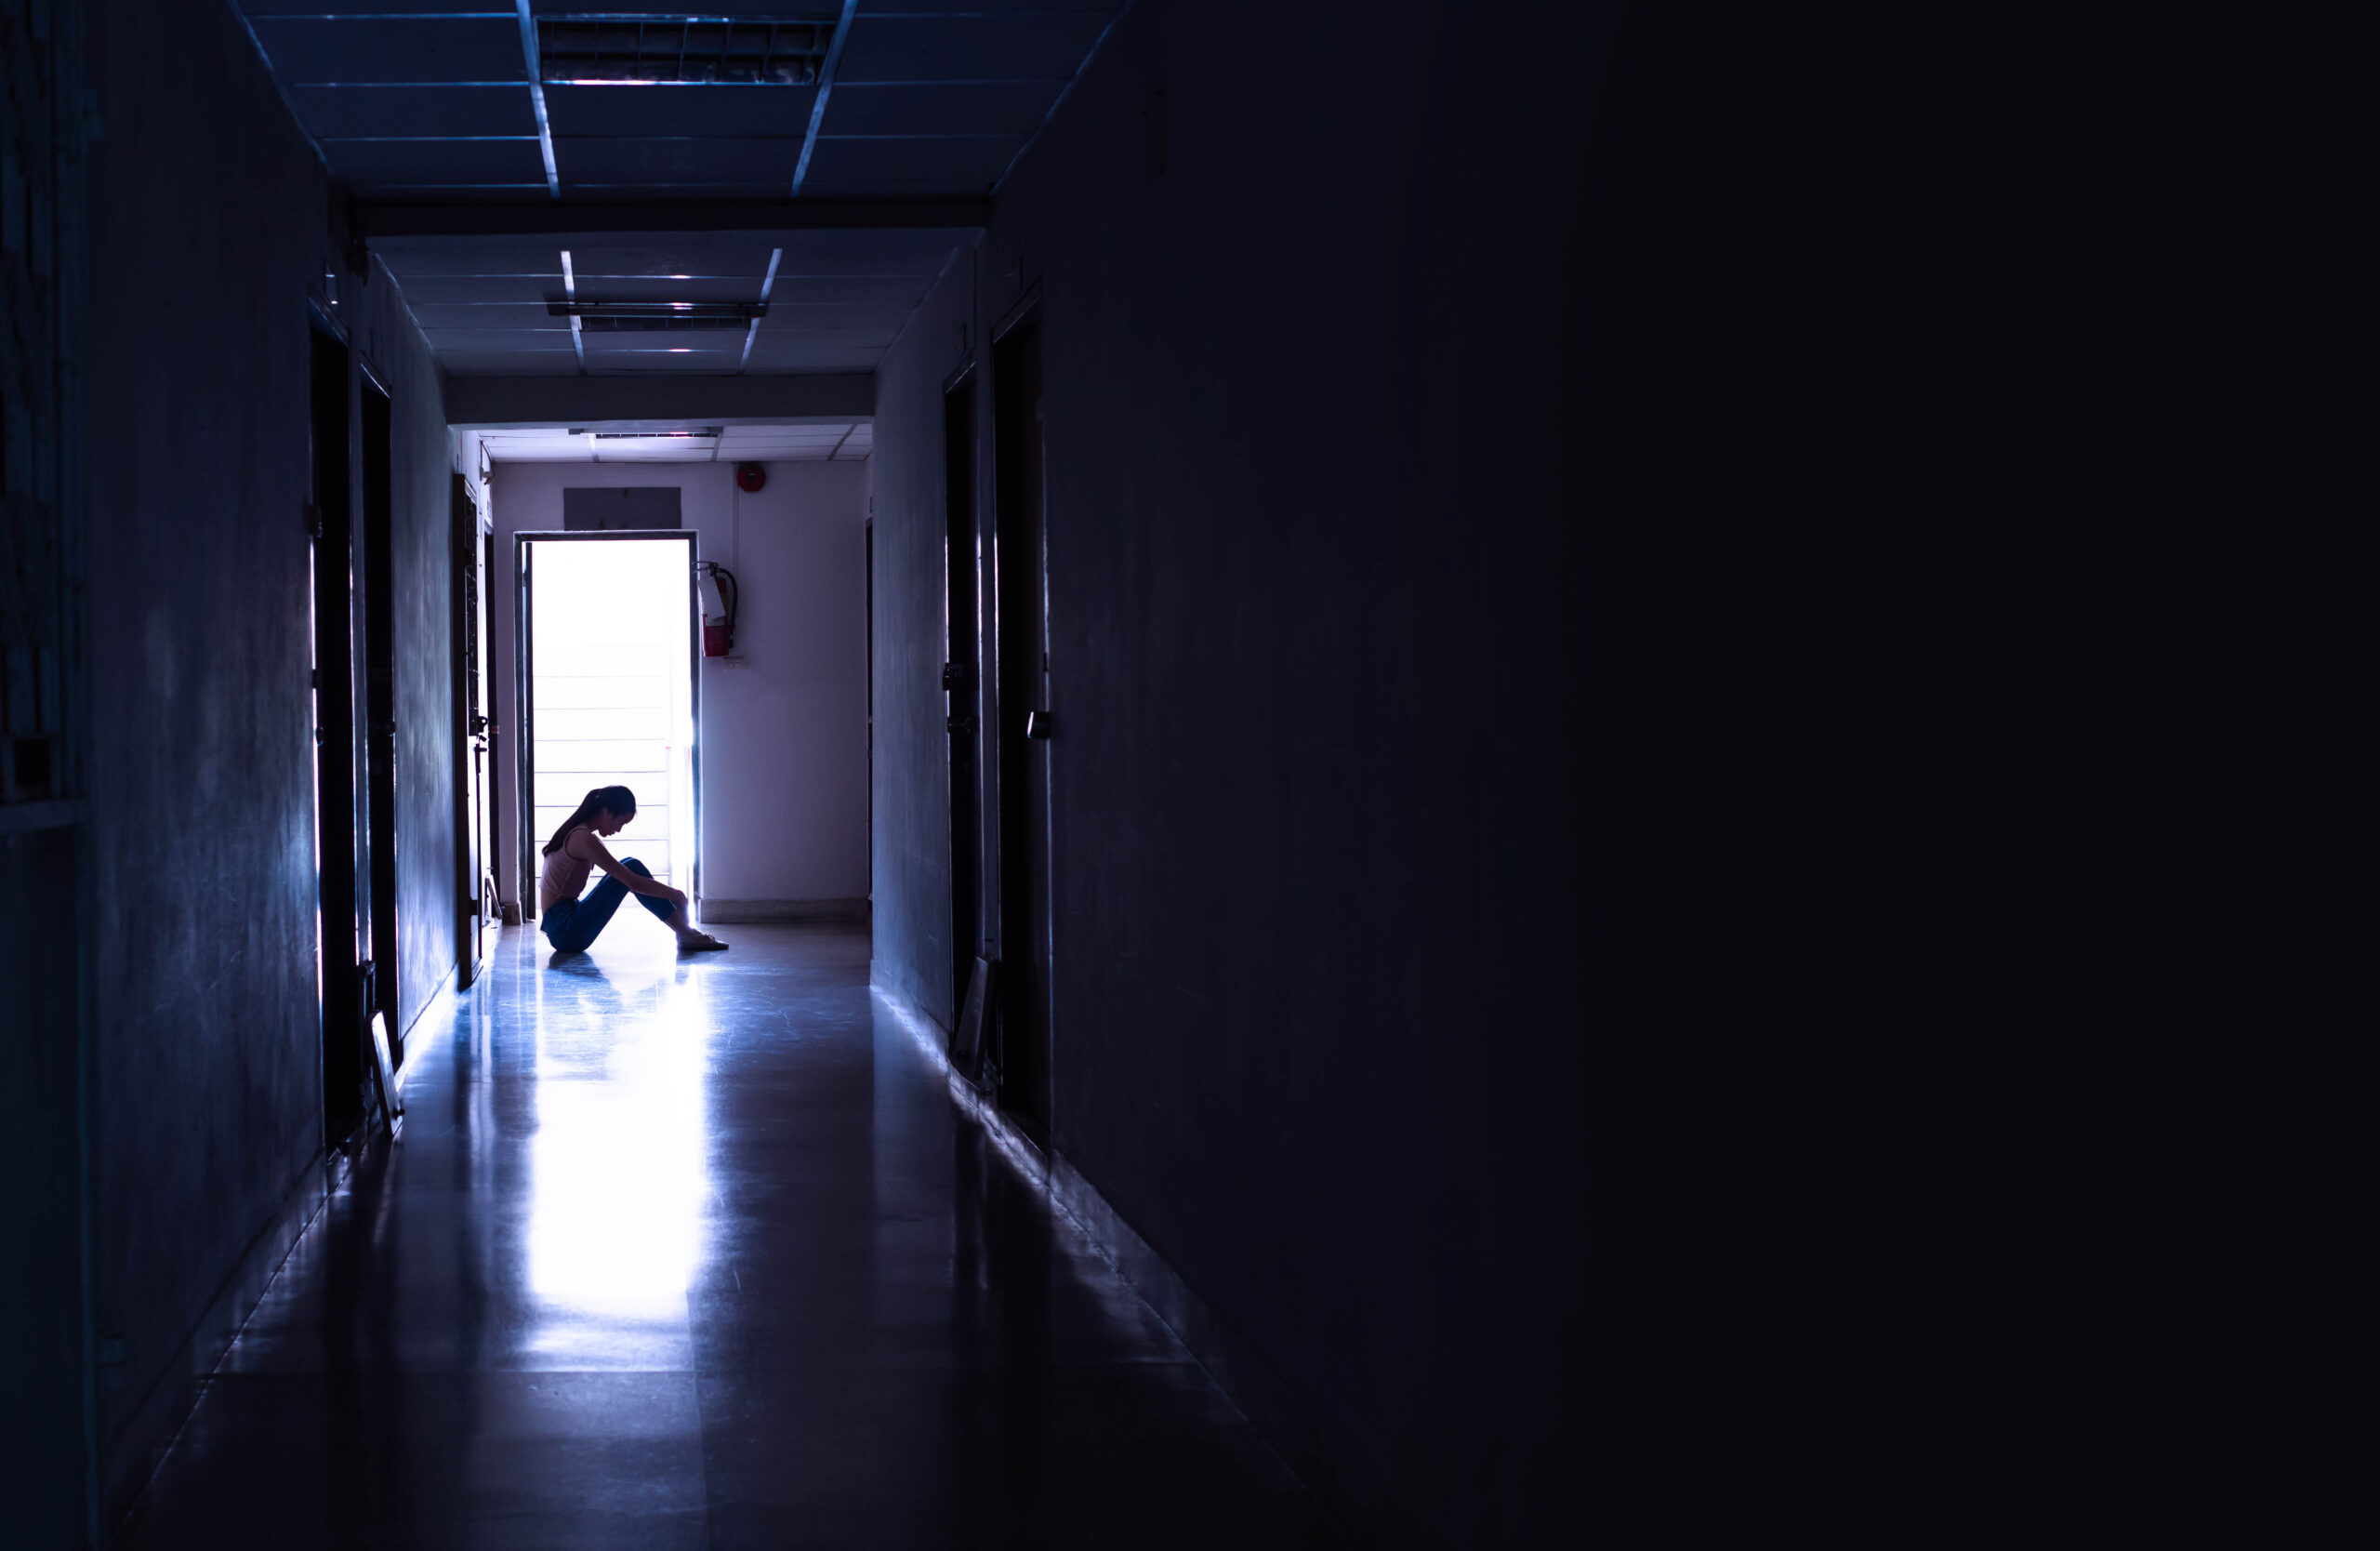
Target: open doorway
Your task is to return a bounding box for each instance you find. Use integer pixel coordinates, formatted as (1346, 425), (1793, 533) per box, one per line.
(517, 533), (700, 925)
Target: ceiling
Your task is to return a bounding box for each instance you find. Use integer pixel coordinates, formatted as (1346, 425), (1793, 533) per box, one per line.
(372, 226), (968, 376)
(477, 422), (874, 460)
(234, 3), (1126, 378)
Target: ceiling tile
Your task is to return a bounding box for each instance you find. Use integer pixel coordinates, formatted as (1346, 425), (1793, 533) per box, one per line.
(437, 349), (583, 375)
(721, 433), (850, 449)
(410, 301), (559, 330)
(802, 134), (1020, 192)
(554, 242), (783, 278)
(769, 230), (967, 277)
(581, 346), (747, 370)
(243, 3), (509, 15)
(556, 276), (774, 304)
(424, 327), (574, 351)
(551, 137), (808, 186)
(372, 239), (567, 278)
(835, 14), (1112, 84)
(292, 84), (535, 139)
(751, 301), (914, 330)
(325, 138), (549, 186)
(542, 82), (818, 139)
(764, 275), (932, 307)
(251, 17), (526, 86)
(820, 80), (1064, 138)
(386, 274), (558, 306)
(743, 350), (886, 374)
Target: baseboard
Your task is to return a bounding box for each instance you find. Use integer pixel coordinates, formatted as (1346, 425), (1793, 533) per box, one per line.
(103, 1134), (350, 1531)
(698, 896), (869, 923)
(866, 983), (1390, 1546)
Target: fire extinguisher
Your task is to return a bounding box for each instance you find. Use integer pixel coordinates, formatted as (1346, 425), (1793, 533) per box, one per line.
(696, 561), (738, 657)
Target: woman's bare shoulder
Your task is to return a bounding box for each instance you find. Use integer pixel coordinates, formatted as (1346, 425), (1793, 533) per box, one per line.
(562, 824), (606, 860)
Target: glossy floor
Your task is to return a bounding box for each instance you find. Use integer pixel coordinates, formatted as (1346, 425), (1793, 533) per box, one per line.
(118, 924), (1339, 1549)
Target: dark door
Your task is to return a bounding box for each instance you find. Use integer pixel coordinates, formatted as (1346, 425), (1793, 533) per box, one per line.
(360, 374), (399, 1055)
(944, 373), (982, 1026)
(483, 526), (501, 919)
(992, 312), (1052, 1139)
(310, 325), (364, 1141)
(455, 473), (487, 987)
(866, 518), (875, 919)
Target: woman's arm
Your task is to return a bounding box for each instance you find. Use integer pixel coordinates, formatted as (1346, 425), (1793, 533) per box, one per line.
(567, 829), (684, 903)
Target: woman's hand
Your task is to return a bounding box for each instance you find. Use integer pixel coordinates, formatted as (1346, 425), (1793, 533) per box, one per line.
(665, 886), (689, 910)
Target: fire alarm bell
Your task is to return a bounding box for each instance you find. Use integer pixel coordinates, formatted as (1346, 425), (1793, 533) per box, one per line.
(736, 462), (766, 493)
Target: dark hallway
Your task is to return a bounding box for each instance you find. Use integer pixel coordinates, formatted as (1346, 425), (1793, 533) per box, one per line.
(2, 3), (2150, 1549)
(112, 925), (1333, 1550)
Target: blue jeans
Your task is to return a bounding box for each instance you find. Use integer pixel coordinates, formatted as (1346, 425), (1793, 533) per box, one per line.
(541, 857), (677, 951)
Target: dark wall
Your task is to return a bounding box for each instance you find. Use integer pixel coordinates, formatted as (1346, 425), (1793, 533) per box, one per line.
(871, 5), (1641, 1543)
(2, 2), (91, 1545)
(871, 261), (972, 1025)
(0, 828), (88, 1550)
(380, 322), (460, 1033)
(79, 0), (453, 1514)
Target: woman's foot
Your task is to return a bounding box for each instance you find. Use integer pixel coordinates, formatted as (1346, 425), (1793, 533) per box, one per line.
(677, 932), (730, 953)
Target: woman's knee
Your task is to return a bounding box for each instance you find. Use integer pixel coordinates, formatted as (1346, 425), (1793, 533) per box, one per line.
(621, 857), (652, 877)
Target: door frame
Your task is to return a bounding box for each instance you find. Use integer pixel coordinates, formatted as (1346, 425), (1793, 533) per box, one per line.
(356, 361), (399, 1054)
(514, 529), (704, 916)
(941, 358), (983, 1029)
(307, 311), (364, 1143)
(987, 292), (1054, 1138)
(453, 471), (489, 988)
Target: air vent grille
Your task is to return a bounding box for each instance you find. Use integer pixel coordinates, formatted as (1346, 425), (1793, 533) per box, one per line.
(536, 16), (834, 86)
(549, 299), (768, 332)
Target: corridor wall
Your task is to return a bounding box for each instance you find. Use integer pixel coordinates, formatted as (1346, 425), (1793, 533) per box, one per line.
(869, 3), (1637, 1544)
(77, 0), (456, 1522)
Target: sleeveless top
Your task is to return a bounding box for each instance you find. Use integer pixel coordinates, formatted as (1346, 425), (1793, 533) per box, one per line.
(540, 828), (595, 909)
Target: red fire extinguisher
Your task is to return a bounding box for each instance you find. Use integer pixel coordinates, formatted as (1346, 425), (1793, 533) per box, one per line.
(696, 561), (738, 657)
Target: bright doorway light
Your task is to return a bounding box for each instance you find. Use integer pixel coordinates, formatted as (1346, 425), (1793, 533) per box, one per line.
(529, 538), (695, 893)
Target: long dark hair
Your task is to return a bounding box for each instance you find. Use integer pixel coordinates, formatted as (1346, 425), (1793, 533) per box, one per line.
(543, 785), (637, 855)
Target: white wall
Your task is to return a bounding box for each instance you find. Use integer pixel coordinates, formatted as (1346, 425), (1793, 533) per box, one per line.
(485, 458), (872, 912)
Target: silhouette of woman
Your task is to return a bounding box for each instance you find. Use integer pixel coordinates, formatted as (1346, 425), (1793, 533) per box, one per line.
(537, 784), (727, 954)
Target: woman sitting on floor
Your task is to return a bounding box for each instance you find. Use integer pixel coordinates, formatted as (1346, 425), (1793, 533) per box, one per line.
(538, 784), (727, 955)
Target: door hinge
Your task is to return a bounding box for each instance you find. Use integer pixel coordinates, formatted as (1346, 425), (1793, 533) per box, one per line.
(304, 501), (324, 538)
(941, 662), (973, 690)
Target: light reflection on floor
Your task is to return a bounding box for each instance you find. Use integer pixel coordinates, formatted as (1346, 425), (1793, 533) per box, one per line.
(527, 947), (711, 1325)
(112, 923), (1342, 1549)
